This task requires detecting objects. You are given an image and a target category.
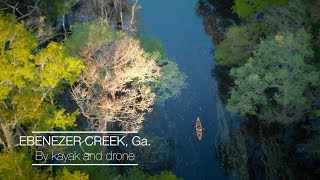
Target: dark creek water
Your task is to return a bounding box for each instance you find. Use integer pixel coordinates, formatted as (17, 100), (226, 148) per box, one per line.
(138, 0), (228, 179)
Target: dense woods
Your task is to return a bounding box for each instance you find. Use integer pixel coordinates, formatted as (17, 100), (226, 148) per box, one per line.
(0, 0), (185, 179)
(197, 0), (320, 178)
(216, 0), (320, 127)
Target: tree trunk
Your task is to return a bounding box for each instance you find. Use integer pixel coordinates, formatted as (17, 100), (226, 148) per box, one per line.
(0, 137), (4, 147)
(129, 0), (139, 31)
(0, 123), (14, 151)
(103, 4), (109, 24)
(113, 0), (118, 13)
(119, 2), (124, 30)
(62, 14), (67, 38)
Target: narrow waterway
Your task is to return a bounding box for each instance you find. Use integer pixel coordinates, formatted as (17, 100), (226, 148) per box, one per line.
(139, 0), (228, 179)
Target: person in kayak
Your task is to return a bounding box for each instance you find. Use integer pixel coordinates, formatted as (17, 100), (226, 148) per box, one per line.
(196, 125), (202, 131)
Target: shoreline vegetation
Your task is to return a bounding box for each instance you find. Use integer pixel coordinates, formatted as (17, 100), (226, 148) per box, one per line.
(0, 0), (184, 179)
(197, 0), (320, 178)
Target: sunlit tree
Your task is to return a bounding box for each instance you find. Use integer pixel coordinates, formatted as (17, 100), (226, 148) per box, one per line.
(0, 150), (48, 179)
(56, 168), (89, 180)
(67, 19), (161, 131)
(0, 14), (84, 151)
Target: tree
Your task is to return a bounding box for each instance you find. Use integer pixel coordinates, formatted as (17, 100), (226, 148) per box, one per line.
(214, 23), (265, 66)
(227, 29), (320, 123)
(74, 0), (139, 31)
(139, 34), (187, 105)
(308, 0), (320, 24)
(0, 150), (48, 179)
(41, 0), (80, 37)
(0, 13), (84, 151)
(41, 0), (79, 19)
(67, 19), (161, 131)
(0, 0), (40, 22)
(0, 150), (90, 180)
(56, 168), (89, 180)
(117, 168), (177, 180)
(262, 0), (308, 33)
(152, 61), (187, 105)
(0, 0), (64, 44)
(233, 0), (288, 19)
(0, 13), (37, 100)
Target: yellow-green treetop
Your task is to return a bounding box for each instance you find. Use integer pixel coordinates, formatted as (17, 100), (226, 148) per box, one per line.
(0, 13), (84, 150)
(0, 13), (37, 100)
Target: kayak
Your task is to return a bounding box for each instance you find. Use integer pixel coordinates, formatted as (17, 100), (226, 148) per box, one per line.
(196, 117), (202, 141)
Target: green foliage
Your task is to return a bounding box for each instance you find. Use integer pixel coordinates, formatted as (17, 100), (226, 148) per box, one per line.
(67, 22), (186, 108)
(116, 168), (178, 180)
(0, 12), (86, 179)
(0, 151), (89, 180)
(62, 140), (118, 179)
(41, 0), (79, 19)
(64, 143), (177, 180)
(65, 18), (117, 57)
(217, 0), (309, 66)
(308, 0), (320, 23)
(0, 13), (84, 129)
(227, 29), (320, 122)
(35, 42), (84, 88)
(0, 150), (47, 180)
(152, 60), (187, 105)
(56, 168), (89, 180)
(233, 0), (288, 19)
(215, 23), (265, 66)
(66, 19), (162, 131)
(69, 166), (115, 180)
(68, 166), (177, 180)
(316, 109), (320, 117)
(233, 0), (256, 19)
(138, 34), (187, 105)
(139, 34), (167, 61)
(0, 13), (37, 100)
(0, 150), (176, 180)
(262, 0), (308, 33)
(38, 108), (79, 130)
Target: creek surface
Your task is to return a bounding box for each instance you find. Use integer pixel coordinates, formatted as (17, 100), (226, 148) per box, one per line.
(138, 0), (228, 179)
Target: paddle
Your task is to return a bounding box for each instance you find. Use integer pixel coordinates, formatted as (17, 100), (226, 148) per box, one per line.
(193, 125), (205, 131)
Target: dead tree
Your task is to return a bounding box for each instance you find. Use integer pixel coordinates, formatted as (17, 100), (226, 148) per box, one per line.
(72, 32), (161, 131)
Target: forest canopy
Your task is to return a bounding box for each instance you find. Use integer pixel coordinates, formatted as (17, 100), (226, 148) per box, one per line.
(209, 0), (320, 177)
(227, 29), (320, 123)
(213, 0), (320, 124)
(0, 0), (184, 179)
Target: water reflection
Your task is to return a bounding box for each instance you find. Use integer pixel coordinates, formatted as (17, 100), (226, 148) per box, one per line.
(215, 95), (320, 178)
(195, 0), (238, 46)
(215, 95), (249, 179)
(211, 65), (233, 104)
(130, 135), (175, 173)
